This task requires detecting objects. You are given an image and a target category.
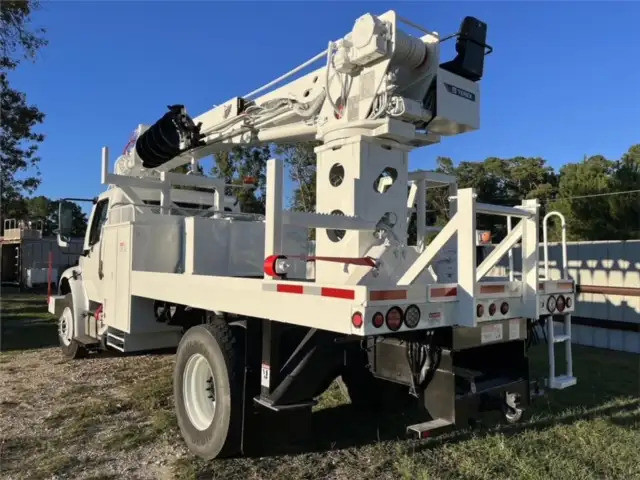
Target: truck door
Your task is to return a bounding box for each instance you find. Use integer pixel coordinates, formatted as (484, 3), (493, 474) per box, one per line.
(79, 197), (110, 302)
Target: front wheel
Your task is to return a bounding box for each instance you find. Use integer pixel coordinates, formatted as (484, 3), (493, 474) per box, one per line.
(58, 295), (86, 360)
(174, 321), (244, 459)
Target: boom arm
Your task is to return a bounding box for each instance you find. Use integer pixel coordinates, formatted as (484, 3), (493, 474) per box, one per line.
(115, 11), (488, 176)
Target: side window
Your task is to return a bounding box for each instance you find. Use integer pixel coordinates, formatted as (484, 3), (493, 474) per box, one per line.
(88, 199), (109, 246)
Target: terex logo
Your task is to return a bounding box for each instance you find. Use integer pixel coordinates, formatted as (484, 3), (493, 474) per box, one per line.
(444, 83), (476, 102)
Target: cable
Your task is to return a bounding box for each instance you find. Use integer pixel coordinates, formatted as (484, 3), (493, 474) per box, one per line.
(244, 49), (327, 100)
(544, 189), (640, 203)
(324, 41), (341, 116)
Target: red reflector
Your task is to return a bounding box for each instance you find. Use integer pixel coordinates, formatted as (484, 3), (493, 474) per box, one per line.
(431, 287), (457, 298)
(480, 284), (505, 294)
(370, 290), (407, 301)
(276, 284), (303, 294)
(351, 312), (363, 328)
(243, 176), (256, 184)
(321, 287), (355, 300)
(421, 431), (431, 439)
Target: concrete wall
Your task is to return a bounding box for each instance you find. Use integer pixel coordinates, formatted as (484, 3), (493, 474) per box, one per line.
(490, 239), (640, 353)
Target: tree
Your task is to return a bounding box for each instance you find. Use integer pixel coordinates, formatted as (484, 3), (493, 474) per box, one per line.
(424, 155), (557, 241)
(609, 145), (640, 239)
(549, 155), (617, 240)
(0, 1), (47, 227)
(25, 196), (87, 237)
(210, 145), (271, 214)
(276, 142), (318, 212)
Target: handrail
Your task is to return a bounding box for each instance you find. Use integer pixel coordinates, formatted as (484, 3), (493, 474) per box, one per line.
(109, 202), (264, 221)
(543, 211), (568, 280)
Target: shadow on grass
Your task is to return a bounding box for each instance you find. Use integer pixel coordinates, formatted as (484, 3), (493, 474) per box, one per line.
(222, 345), (640, 462)
(1, 291), (58, 351)
(0, 318), (59, 351)
(236, 395), (639, 461)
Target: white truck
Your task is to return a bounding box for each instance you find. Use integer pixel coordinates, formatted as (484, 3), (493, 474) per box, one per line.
(49, 11), (577, 460)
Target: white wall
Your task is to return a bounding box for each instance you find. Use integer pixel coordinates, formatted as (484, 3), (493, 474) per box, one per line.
(489, 239), (640, 353)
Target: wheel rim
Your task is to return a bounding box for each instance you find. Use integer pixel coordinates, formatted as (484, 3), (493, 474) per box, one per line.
(183, 353), (216, 431)
(59, 307), (73, 347)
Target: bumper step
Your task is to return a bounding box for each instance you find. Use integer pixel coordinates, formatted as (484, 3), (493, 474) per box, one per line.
(75, 334), (100, 346)
(407, 418), (454, 439)
(548, 375), (577, 389)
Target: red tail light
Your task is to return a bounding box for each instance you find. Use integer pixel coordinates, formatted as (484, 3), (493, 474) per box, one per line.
(500, 302), (509, 315)
(351, 312), (363, 328)
(488, 303), (497, 316)
(556, 295), (566, 312)
(386, 307), (403, 331)
(476, 304), (484, 317)
(372, 312), (384, 328)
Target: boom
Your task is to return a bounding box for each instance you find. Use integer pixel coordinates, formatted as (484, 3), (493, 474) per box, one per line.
(115, 11), (489, 176)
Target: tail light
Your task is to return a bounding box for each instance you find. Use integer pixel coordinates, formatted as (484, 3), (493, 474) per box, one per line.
(556, 295), (566, 312)
(476, 304), (484, 317)
(386, 307), (403, 331)
(372, 312), (384, 328)
(500, 302), (509, 315)
(566, 297), (572, 308)
(488, 303), (497, 316)
(403, 305), (421, 328)
(351, 312), (363, 328)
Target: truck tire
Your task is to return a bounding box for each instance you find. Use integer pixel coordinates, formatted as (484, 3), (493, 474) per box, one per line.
(174, 321), (244, 459)
(58, 294), (86, 360)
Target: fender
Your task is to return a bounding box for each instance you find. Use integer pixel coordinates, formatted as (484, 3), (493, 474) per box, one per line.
(56, 266), (90, 339)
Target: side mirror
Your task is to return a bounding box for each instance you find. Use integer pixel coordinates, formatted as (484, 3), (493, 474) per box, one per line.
(57, 201), (74, 248)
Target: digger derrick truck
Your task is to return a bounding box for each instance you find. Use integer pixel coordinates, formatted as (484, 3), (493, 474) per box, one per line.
(49, 11), (577, 459)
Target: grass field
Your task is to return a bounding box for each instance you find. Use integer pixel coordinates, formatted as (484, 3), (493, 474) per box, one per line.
(0, 290), (638, 480)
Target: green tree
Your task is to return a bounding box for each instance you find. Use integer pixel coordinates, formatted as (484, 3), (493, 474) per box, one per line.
(211, 145), (271, 214)
(609, 145), (640, 239)
(0, 1), (47, 228)
(25, 196), (87, 236)
(276, 142), (318, 212)
(425, 156), (557, 241)
(549, 155), (617, 240)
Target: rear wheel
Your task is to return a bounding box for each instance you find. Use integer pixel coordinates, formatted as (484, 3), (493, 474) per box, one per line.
(58, 295), (86, 360)
(174, 320), (244, 459)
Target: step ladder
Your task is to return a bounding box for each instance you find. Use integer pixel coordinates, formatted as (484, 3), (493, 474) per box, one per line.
(546, 313), (576, 389)
(543, 212), (577, 390)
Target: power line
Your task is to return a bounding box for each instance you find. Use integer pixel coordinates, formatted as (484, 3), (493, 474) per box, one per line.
(544, 189), (640, 203)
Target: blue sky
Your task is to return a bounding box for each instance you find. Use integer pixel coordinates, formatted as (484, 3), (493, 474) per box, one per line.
(12, 1), (640, 202)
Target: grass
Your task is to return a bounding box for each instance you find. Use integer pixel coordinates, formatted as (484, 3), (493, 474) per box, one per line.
(1, 291), (638, 480)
